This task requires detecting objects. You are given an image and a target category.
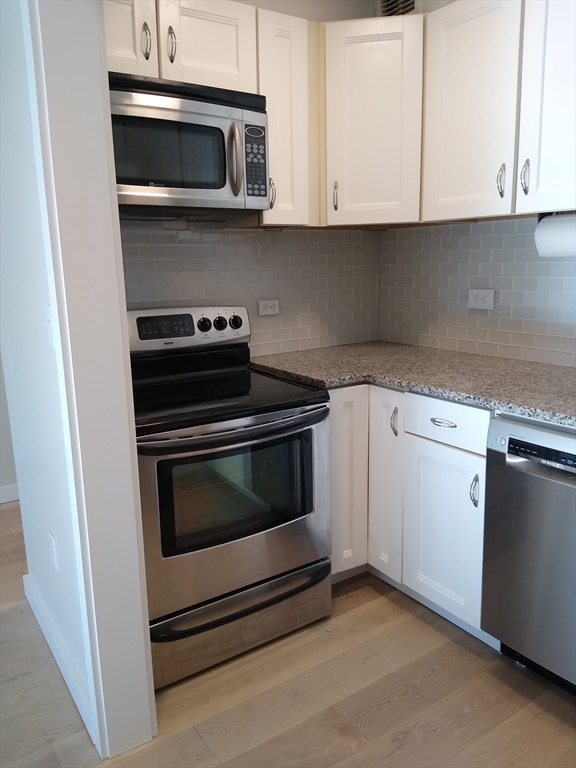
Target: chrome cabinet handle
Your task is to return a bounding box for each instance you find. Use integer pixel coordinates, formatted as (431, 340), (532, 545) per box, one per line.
(269, 177), (277, 209)
(142, 21), (152, 61)
(496, 163), (506, 198)
(229, 123), (243, 197)
(520, 158), (530, 195)
(168, 25), (177, 63)
(389, 406), (399, 437)
(469, 474), (480, 508)
(430, 417), (457, 429)
(333, 181), (338, 211)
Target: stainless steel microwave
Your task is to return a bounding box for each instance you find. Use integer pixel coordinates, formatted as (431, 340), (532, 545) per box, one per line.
(109, 73), (269, 219)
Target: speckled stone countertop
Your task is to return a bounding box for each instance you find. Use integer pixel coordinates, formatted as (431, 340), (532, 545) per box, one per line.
(252, 341), (576, 428)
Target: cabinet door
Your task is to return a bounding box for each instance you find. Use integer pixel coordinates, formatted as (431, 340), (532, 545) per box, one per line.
(515, 0), (576, 214)
(368, 387), (404, 583)
(324, 16), (423, 226)
(330, 386), (369, 575)
(421, 0), (522, 221)
(158, 0), (257, 92)
(258, 11), (313, 226)
(103, 0), (159, 77)
(402, 435), (485, 628)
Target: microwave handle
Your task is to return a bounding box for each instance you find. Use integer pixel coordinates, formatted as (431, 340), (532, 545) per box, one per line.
(230, 123), (243, 197)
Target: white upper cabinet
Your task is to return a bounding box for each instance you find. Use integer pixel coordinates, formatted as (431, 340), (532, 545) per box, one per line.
(515, 0), (576, 214)
(157, 0), (257, 92)
(324, 16), (423, 226)
(421, 0), (522, 221)
(103, 0), (159, 77)
(258, 11), (317, 226)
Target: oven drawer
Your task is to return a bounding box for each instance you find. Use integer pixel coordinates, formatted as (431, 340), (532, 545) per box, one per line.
(150, 560), (331, 689)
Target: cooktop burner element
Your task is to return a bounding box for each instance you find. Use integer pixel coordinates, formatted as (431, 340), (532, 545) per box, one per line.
(128, 306), (329, 436)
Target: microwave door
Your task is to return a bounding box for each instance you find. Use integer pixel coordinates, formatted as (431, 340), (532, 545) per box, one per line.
(111, 95), (245, 209)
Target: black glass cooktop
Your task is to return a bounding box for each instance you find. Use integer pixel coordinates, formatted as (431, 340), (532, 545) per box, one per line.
(132, 367), (328, 437)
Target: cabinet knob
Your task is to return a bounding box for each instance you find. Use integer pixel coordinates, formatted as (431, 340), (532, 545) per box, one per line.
(168, 25), (177, 64)
(520, 158), (530, 195)
(269, 177), (277, 209)
(333, 181), (338, 211)
(142, 21), (152, 61)
(496, 163), (506, 198)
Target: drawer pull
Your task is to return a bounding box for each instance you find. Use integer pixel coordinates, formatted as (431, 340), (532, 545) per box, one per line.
(430, 417), (457, 429)
(469, 474), (480, 508)
(390, 406), (399, 437)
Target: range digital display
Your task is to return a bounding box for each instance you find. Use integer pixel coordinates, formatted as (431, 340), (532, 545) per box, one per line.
(137, 314), (195, 340)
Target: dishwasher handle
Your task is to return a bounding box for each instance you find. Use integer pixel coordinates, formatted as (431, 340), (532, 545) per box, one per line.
(505, 452), (576, 487)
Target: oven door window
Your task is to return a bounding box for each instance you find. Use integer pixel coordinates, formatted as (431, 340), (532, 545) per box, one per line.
(111, 114), (226, 189)
(157, 431), (313, 556)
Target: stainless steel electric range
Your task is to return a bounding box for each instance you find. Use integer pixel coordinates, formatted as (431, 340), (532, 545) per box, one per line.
(128, 306), (331, 689)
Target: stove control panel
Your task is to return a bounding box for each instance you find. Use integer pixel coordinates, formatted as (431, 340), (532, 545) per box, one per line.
(128, 306), (251, 352)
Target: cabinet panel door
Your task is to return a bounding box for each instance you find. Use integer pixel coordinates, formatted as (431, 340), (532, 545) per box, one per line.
(402, 435), (485, 628)
(103, 0), (159, 77)
(158, 0), (257, 92)
(330, 386), (369, 575)
(258, 11), (311, 226)
(515, 0), (576, 213)
(325, 16), (423, 226)
(421, 0), (522, 221)
(368, 387), (404, 582)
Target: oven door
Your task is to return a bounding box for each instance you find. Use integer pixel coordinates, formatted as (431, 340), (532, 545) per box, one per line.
(137, 404), (330, 621)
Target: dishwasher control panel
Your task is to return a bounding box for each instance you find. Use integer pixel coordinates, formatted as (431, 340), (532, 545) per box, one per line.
(488, 415), (576, 473)
(508, 437), (576, 473)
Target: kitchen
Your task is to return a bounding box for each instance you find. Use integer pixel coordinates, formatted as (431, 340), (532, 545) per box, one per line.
(1, 0), (575, 765)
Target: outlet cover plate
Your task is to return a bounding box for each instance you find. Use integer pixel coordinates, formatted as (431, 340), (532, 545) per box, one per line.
(468, 288), (495, 310)
(258, 299), (280, 316)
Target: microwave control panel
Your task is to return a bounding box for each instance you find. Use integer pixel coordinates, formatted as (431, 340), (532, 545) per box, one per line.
(245, 125), (267, 197)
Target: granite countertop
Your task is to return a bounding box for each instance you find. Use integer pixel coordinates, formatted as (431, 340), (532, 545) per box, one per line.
(252, 341), (576, 428)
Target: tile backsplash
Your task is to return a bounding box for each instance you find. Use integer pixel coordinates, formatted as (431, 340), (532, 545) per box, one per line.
(378, 217), (576, 367)
(121, 215), (575, 366)
(121, 223), (380, 356)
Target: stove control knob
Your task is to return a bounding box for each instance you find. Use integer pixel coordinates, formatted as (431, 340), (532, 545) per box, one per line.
(213, 316), (228, 331)
(197, 317), (212, 333)
(229, 315), (243, 330)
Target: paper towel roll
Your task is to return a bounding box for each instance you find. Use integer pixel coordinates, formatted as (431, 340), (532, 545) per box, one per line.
(534, 214), (576, 258)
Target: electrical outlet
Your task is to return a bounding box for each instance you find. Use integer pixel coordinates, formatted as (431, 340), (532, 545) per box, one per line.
(468, 288), (495, 310)
(258, 299), (280, 316)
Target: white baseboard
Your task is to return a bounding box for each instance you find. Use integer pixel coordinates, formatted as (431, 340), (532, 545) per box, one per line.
(367, 566), (501, 652)
(23, 575), (102, 755)
(0, 484), (18, 504)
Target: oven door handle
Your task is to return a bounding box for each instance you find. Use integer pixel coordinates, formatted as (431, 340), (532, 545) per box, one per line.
(137, 405), (329, 455)
(150, 560), (331, 643)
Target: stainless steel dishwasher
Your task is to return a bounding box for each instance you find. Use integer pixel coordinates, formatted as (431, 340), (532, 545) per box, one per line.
(482, 414), (576, 687)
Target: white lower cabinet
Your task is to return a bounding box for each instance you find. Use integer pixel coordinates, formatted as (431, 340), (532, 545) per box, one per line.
(402, 394), (489, 629)
(368, 387), (403, 583)
(330, 386), (489, 634)
(329, 385), (369, 575)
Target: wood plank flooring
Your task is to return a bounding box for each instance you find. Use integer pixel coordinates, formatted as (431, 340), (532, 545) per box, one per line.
(1, 500), (574, 768)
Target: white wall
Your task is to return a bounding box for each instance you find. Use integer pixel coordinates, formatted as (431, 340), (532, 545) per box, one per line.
(0, 354), (18, 503)
(236, 0), (378, 21)
(0, 0), (155, 759)
(414, 0), (453, 12)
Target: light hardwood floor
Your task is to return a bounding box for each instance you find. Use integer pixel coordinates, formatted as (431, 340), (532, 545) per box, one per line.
(1, 499), (574, 768)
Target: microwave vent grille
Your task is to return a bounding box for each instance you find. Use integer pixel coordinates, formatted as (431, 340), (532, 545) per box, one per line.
(380, 0), (415, 15)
